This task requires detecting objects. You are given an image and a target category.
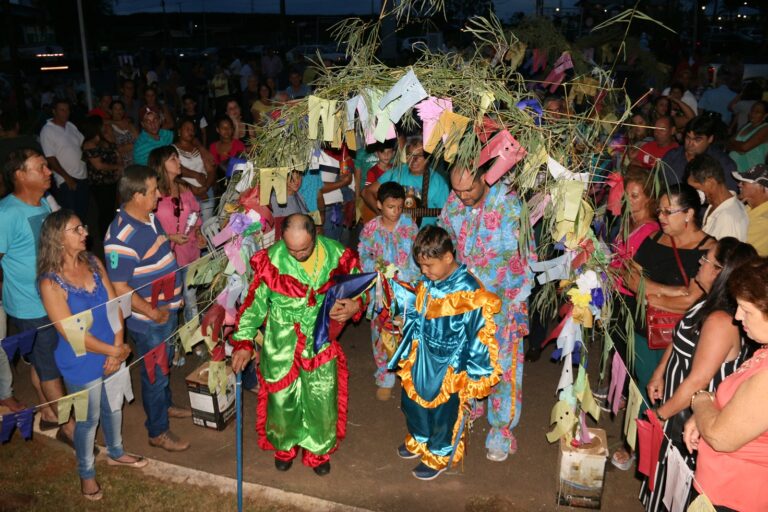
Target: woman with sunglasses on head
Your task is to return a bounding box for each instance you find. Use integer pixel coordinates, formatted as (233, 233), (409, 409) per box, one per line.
(640, 238), (757, 511)
(148, 145), (203, 324)
(612, 184), (716, 470)
(38, 210), (145, 502)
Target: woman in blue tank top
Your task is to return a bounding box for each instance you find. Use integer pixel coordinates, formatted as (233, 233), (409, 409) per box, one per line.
(38, 210), (147, 501)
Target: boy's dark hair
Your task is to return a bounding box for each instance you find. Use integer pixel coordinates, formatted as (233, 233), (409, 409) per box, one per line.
(685, 115), (718, 137)
(368, 139), (397, 153)
(413, 225), (454, 264)
(377, 181), (405, 203)
(687, 153), (725, 185)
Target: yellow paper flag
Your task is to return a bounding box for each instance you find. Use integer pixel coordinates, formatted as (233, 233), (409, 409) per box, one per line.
(178, 317), (203, 354)
(57, 390), (89, 424)
(623, 381), (643, 450)
(687, 494), (717, 512)
(185, 254), (212, 287)
(546, 400), (579, 443)
(61, 310), (94, 357)
(207, 361), (229, 395)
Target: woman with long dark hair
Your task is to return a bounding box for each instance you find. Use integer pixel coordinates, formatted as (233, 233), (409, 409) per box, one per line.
(641, 237), (758, 511)
(38, 210), (145, 501)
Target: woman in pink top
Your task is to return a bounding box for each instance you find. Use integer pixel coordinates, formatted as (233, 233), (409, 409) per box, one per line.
(684, 256), (768, 512)
(148, 145), (204, 322)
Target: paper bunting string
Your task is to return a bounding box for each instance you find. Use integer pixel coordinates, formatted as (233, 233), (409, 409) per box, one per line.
(345, 95), (370, 140)
(574, 365), (600, 421)
(60, 310), (94, 357)
(57, 390), (89, 424)
(224, 238), (246, 275)
(201, 303), (226, 343)
(259, 167), (292, 206)
(307, 95), (337, 142)
(637, 410), (664, 489)
(379, 68), (428, 123)
(332, 109), (346, 149)
(548, 156), (590, 183)
(530, 252), (575, 285)
(686, 493), (716, 512)
(1, 329), (36, 361)
(665, 446), (694, 512)
(608, 351), (628, 415)
(415, 97), (453, 147)
(143, 342), (169, 384)
(476, 129), (527, 185)
(0, 408), (34, 442)
(623, 380), (643, 450)
(104, 363), (134, 413)
(477, 90), (496, 122)
(519, 145), (548, 190)
(423, 110), (471, 163)
(546, 400), (578, 443)
(233, 160), (256, 193)
(185, 253), (213, 287)
(207, 360), (229, 395)
(542, 51), (573, 92)
(578, 411), (593, 444)
(366, 89), (397, 144)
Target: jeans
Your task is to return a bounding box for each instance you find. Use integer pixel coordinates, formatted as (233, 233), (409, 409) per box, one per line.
(0, 304), (12, 399)
(128, 316), (178, 438)
(66, 377), (124, 480)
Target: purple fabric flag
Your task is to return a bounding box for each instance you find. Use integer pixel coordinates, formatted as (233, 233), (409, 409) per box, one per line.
(608, 351), (628, 415)
(313, 272), (377, 352)
(1, 329), (36, 361)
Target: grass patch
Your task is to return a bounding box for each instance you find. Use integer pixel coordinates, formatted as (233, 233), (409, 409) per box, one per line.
(0, 434), (299, 512)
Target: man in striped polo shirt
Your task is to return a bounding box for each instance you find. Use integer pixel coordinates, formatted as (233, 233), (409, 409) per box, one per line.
(105, 165), (190, 452)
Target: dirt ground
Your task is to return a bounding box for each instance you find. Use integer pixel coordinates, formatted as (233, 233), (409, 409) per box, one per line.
(11, 321), (643, 512)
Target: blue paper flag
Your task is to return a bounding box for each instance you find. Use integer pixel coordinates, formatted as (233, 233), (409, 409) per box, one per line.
(1, 329), (36, 361)
(313, 272), (377, 352)
(226, 157), (248, 178)
(516, 99), (543, 126)
(0, 408), (34, 442)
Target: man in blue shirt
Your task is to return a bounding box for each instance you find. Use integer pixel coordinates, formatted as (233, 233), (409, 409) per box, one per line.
(105, 165), (190, 452)
(0, 148), (75, 440)
(133, 107), (173, 166)
(361, 136), (449, 226)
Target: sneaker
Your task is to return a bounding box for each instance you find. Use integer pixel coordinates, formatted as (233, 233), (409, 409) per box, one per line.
(149, 431), (190, 452)
(312, 461), (331, 476)
(411, 462), (446, 481)
(168, 406), (193, 419)
(486, 449), (509, 462)
(397, 444), (419, 459)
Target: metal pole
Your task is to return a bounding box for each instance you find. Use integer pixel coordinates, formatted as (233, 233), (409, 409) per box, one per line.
(76, 0), (93, 110)
(236, 370), (243, 512)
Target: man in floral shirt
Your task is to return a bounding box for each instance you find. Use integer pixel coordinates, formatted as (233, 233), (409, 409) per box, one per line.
(438, 165), (536, 462)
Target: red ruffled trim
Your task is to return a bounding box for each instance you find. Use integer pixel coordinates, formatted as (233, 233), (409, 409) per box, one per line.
(254, 322), (349, 453)
(229, 339), (254, 353)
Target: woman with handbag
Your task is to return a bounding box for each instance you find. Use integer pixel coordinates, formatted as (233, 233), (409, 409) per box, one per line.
(613, 184), (714, 470)
(640, 237), (756, 511)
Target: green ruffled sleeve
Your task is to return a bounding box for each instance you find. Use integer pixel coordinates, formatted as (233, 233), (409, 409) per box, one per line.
(233, 280), (270, 343)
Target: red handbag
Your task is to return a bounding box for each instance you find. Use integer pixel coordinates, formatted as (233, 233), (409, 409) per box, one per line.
(646, 236), (688, 350)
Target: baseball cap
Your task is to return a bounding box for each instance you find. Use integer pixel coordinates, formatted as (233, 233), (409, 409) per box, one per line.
(732, 164), (768, 187)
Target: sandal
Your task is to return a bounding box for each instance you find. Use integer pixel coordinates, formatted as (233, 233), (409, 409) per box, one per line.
(107, 453), (148, 468)
(611, 449), (636, 471)
(82, 483), (103, 501)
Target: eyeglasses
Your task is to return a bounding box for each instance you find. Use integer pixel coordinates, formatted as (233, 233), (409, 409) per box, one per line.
(171, 196), (181, 218)
(700, 255), (723, 269)
(65, 224), (88, 235)
(656, 207), (686, 216)
(406, 152), (426, 160)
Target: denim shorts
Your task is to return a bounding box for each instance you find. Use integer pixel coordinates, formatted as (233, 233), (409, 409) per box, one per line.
(8, 315), (61, 381)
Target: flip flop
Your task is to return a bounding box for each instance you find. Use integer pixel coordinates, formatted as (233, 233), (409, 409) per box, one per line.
(107, 454), (149, 468)
(82, 484), (103, 501)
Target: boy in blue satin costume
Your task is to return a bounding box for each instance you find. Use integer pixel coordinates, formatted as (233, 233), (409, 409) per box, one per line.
(387, 225), (501, 480)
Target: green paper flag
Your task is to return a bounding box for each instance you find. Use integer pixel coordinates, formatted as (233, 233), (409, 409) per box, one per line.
(546, 400), (578, 443)
(178, 317), (204, 353)
(185, 254), (211, 287)
(61, 310), (94, 357)
(623, 381), (643, 450)
(687, 494), (716, 512)
(57, 390), (89, 424)
(575, 366), (601, 421)
(207, 361), (229, 394)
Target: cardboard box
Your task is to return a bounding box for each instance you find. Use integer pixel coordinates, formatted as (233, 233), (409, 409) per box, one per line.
(557, 428), (608, 509)
(185, 361), (236, 430)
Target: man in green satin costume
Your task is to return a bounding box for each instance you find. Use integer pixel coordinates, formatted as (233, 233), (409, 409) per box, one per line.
(231, 213), (364, 476)
(387, 226), (502, 481)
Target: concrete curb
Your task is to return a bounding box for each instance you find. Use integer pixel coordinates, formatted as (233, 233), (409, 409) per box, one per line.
(35, 420), (372, 512)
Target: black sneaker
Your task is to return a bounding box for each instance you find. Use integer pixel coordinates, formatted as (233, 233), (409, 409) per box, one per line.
(397, 443), (419, 459)
(412, 462), (445, 481)
(274, 458), (293, 471)
(312, 461), (331, 476)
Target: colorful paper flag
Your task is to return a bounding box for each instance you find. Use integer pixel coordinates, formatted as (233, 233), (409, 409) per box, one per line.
(60, 310), (94, 357)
